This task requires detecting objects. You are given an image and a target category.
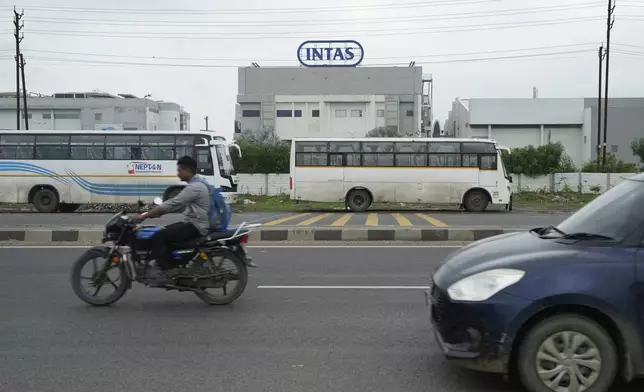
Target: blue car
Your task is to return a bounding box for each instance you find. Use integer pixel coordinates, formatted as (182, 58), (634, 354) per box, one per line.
(429, 173), (644, 392)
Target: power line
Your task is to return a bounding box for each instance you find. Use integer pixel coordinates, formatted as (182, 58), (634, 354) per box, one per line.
(6, 16), (605, 39)
(18, 42), (599, 62)
(3, 0), (503, 15)
(2, 2), (605, 27)
(16, 48), (595, 68)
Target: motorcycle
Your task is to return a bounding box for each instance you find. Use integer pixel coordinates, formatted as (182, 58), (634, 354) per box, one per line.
(70, 197), (260, 306)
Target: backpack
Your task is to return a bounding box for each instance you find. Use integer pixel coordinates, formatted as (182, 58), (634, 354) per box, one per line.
(191, 177), (232, 231)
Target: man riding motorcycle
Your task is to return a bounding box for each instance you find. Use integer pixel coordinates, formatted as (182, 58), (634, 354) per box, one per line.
(132, 155), (222, 283)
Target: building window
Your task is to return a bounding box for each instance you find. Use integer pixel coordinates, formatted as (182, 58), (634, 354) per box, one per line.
(53, 112), (80, 120)
(350, 109), (363, 118)
(406, 110), (414, 117)
(611, 144), (618, 153)
(294, 110), (302, 118)
(276, 110), (292, 117)
(312, 110), (320, 117)
(242, 110), (260, 117)
(335, 109), (347, 117)
(376, 109), (385, 117)
(43, 113), (52, 119)
(94, 113), (103, 121)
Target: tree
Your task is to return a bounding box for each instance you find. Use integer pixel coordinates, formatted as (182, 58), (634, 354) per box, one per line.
(502, 142), (576, 177)
(632, 138), (644, 165)
(581, 153), (640, 173)
(230, 140), (290, 174)
(365, 126), (402, 137)
(234, 126), (281, 145)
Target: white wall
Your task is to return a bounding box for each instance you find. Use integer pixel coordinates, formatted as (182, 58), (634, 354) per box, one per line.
(236, 172), (639, 196)
(469, 98), (585, 125)
(158, 109), (180, 130)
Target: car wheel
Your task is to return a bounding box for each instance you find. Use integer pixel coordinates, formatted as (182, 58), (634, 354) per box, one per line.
(516, 314), (618, 392)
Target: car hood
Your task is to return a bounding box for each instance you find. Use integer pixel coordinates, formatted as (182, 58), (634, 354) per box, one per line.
(433, 231), (580, 288)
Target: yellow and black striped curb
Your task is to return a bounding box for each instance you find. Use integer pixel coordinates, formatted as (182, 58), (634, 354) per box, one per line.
(0, 228), (529, 243)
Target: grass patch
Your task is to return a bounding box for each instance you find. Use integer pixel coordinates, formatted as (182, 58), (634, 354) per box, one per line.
(513, 192), (597, 208)
(232, 192), (598, 212)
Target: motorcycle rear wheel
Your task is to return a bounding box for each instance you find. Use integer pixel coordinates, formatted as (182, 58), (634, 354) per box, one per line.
(71, 246), (129, 306)
(194, 251), (248, 306)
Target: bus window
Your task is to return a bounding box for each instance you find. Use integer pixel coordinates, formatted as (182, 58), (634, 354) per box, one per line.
(106, 135), (140, 160)
(141, 135), (174, 160)
(70, 135), (105, 160)
(35, 135), (70, 160)
(0, 134), (34, 159)
(195, 146), (214, 176)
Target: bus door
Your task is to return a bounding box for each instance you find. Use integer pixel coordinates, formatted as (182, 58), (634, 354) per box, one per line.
(328, 152), (345, 200)
(195, 146), (215, 179)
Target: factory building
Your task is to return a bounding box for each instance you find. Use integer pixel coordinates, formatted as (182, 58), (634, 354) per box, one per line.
(236, 66), (433, 140)
(444, 97), (644, 167)
(0, 91), (190, 131)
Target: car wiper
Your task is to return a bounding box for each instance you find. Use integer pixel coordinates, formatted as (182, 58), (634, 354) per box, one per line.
(541, 232), (616, 241)
(559, 232), (616, 241)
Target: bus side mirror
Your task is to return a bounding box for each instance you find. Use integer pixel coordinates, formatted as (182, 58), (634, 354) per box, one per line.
(229, 143), (242, 158)
(509, 176), (513, 183)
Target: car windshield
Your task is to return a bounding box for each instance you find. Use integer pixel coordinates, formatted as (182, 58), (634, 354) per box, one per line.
(555, 178), (644, 241)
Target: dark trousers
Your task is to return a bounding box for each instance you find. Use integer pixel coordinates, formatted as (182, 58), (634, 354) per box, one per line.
(150, 222), (201, 270)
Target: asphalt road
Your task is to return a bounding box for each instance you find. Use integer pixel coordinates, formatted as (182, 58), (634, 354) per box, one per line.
(0, 246), (640, 392)
(0, 210), (570, 229)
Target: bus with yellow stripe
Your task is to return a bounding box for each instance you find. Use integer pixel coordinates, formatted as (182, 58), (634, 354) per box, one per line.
(0, 130), (241, 213)
(289, 137), (512, 212)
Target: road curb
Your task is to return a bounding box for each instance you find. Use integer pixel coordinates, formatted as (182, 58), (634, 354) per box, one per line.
(0, 227), (528, 244)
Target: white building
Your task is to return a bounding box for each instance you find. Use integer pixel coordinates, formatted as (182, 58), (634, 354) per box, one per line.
(0, 91), (190, 131)
(236, 66), (433, 140)
(444, 97), (644, 166)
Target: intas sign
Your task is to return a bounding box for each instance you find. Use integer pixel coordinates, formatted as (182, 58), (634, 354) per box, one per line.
(297, 40), (364, 67)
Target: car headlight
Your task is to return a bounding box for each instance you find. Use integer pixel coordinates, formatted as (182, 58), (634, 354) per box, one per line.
(447, 268), (525, 302)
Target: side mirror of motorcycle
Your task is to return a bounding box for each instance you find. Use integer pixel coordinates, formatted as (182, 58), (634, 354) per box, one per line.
(153, 197), (163, 206)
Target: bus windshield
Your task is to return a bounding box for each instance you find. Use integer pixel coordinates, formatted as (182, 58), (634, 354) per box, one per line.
(215, 144), (235, 176)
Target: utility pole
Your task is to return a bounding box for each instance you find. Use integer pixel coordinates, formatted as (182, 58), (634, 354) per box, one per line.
(13, 7), (24, 130)
(204, 116), (209, 131)
(602, 0), (616, 168)
(20, 53), (29, 130)
(597, 44), (605, 171)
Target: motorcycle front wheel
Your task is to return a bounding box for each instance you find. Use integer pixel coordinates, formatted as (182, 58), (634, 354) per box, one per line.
(194, 250), (248, 306)
(71, 246), (129, 306)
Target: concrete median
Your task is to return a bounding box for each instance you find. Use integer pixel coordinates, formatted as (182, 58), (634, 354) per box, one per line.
(0, 227), (528, 244)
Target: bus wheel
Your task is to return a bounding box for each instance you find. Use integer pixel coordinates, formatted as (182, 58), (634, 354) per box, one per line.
(164, 187), (183, 201)
(346, 189), (372, 212)
(463, 190), (489, 212)
(32, 188), (59, 213)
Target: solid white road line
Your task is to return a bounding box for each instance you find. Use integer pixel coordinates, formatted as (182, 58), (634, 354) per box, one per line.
(0, 245), (465, 249)
(258, 285), (430, 289)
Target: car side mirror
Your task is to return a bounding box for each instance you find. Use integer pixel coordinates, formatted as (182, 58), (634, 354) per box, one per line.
(153, 197), (163, 206)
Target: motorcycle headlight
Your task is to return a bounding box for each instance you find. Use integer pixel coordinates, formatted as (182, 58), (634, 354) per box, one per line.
(447, 268), (525, 302)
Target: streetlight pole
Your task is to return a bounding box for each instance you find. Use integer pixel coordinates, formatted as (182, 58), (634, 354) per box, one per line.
(602, 0), (615, 168)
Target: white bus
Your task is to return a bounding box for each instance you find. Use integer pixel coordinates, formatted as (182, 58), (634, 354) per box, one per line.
(289, 137), (513, 212)
(0, 130), (241, 213)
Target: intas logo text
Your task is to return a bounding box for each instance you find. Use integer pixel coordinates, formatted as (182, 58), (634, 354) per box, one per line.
(297, 40), (364, 67)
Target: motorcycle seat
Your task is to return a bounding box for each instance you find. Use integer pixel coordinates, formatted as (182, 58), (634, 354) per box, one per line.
(169, 229), (239, 248)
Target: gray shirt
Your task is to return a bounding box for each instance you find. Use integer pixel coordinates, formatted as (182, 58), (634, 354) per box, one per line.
(159, 175), (211, 235)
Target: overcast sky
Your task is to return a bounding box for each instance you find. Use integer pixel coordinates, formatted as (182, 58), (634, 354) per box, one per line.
(1, 0), (643, 140)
